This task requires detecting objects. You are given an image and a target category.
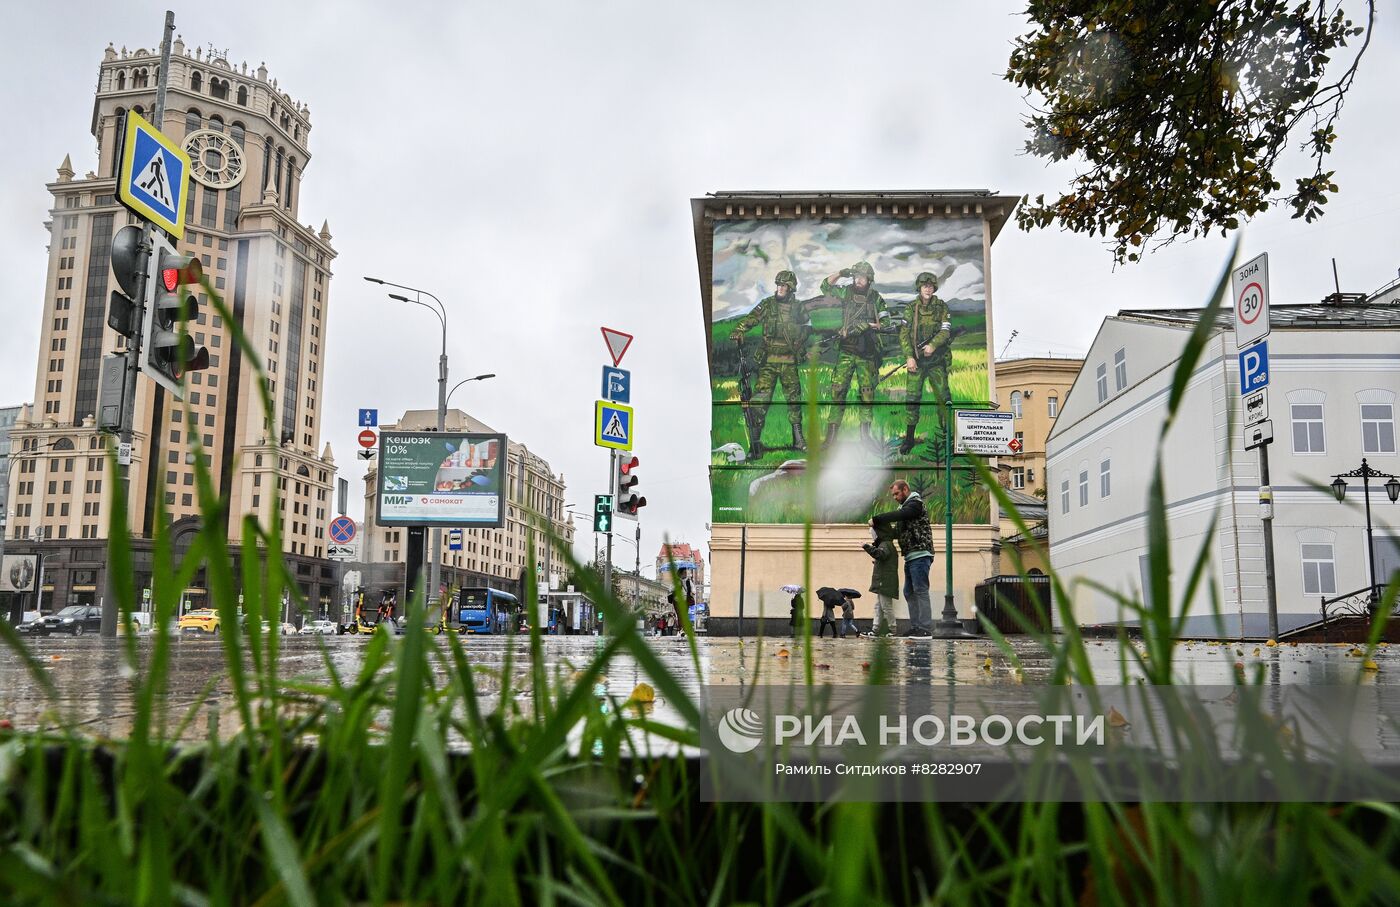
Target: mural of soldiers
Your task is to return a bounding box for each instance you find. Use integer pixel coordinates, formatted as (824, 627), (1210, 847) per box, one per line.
(899, 272), (953, 454)
(818, 260), (889, 445)
(732, 270), (811, 458)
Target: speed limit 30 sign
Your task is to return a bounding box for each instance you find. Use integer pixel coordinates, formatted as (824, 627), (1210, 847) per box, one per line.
(1231, 252), (1269, 349)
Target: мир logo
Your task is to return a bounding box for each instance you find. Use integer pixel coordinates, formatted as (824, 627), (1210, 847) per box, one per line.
(717, 708), (764, 753)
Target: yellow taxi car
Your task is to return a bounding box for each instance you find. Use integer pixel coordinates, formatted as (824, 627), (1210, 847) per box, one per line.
(178, 609), (221, 635)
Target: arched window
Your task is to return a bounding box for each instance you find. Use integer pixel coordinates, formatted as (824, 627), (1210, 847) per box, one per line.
(53, 437), (75, 451)
(296, 465), (310, 477)
(110, 107), (127, 177)
(208, 114), (224, 133)
(89, 436), (101, 450)
(229, 121), (245, 147)
(1010, 390), (1023, 419)
(1048, 394), (1059, 419)
(284, 156), (295, 209)
(189, 71), (202, 92)
(236, 85), (248, 106)
(262, 136), (273, 190)
(185, 108), (201, 136)
(255, 454), (263, 467)
(274, 147), (284, 194)
(211, 78), (229, 100)
(280, 114), (290, 131)
(116, 71), (126, 91)
(133, 69), (148, 88)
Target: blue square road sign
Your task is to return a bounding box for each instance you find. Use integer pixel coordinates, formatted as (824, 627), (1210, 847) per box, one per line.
(358, 408), (379, 427)
(602, 366), (631, 404)
(1239, 342), (1269, 395)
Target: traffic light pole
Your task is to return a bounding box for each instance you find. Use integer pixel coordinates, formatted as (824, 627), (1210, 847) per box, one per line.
(101, 10), (174, 639)
(603, 449), (616, 601)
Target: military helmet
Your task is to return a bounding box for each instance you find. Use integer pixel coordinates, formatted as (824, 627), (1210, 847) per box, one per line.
(775, 270), (798, 289)
(849, 261), (875, 280)
(914, 271), (939, 291)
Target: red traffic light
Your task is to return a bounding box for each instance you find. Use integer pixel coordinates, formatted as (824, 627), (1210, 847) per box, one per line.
(620, 455), (639, 474)
(159, 254), (203, 292)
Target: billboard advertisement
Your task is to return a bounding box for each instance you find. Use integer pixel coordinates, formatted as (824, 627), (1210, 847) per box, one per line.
(375, 432), (507, 528)
(708, 215), (991, 524)
(0, 554), (39, 593)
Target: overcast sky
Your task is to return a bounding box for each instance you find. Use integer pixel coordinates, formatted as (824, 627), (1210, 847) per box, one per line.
(2, 1), (1396, 579)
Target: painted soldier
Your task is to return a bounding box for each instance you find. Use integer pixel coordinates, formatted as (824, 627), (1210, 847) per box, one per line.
(817, 260), (889, 446)
(898, 272), (953, 455)
(732, 270), (811, 458)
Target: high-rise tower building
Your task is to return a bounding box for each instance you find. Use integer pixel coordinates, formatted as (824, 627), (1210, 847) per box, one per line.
(4, 38), (339, 613)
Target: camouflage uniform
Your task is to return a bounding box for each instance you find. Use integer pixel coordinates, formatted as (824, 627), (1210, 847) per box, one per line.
(733, 270), (810, 456)
(818, 261), (888, 441)
(899, 272), (953, 454)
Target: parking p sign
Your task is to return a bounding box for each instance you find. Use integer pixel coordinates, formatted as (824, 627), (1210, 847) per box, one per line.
(1239, 342), (1269, 395)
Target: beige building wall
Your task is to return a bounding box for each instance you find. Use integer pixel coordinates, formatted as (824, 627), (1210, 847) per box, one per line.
(994, 357), (1083, 497)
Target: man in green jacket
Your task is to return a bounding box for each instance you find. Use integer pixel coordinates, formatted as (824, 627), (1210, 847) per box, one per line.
(731, 270), (810, 458)
(816, 260), (888, 446)
(871, 478), (933, 637)
(898, 272), (954, 455)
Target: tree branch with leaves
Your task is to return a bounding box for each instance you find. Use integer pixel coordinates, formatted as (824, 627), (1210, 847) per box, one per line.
(1006, 0), (1374, 263)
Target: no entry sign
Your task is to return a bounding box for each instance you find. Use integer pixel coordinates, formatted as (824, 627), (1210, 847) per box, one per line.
(358, 429), (377, 449)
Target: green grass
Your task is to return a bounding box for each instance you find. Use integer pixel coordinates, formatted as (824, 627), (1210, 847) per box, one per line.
(4, 256), (1400, 904)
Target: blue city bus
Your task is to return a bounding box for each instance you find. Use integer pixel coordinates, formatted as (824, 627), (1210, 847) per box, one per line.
(456, 587), (520, 634)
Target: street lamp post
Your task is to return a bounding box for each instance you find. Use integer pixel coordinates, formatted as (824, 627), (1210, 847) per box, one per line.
(1330, 459), (1400, 609)
(364, 276), (453, 608)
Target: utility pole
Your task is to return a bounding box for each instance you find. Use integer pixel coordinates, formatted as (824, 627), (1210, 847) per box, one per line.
(1259, 444), (1279, 640)
(603, 449), (615, 601)
(101, 10), (174, 638)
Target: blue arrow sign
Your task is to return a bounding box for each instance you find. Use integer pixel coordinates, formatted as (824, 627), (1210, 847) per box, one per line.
(1239, 341), (1269, 395)
(358, 408), (378, 427)
(602, 366), (631, 403)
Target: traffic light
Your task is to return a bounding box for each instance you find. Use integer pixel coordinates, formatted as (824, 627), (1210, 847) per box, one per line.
(593, 494), (613, 533)
(138, 234), (208, 397)
(615, 455), (646, 517)
(107, 224), (144, 339)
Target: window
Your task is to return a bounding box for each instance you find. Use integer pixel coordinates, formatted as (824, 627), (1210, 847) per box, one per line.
(1358, 392), (1396, 454)
(1096, 364), (1108, 403)
(1010, 390), (1023, 419)
(1290, 398), (1326, 454)
(1011, 467), (1025, 489)
(1301, 543), (1336, 595)
(1014, 431), (1025, 453)
(1114, 348), (1127, 391)
(1100, 458), (1111, 498)
(1078, 466), (1089, 507)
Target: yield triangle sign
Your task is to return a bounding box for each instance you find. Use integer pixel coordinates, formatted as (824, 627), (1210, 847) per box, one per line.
(601, 327), (633, 367)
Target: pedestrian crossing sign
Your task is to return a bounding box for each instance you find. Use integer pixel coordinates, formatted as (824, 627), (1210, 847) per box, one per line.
(594, 400), (634, 451)
(117, 110), (190, 239)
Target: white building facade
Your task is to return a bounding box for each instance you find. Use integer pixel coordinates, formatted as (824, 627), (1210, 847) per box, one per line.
(1047, 302), (1400, 637)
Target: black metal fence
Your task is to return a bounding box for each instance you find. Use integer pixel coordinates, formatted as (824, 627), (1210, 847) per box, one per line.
(974, 574), (1052, 635)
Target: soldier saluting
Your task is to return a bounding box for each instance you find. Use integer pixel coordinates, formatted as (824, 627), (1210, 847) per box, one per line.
(816, 260), (888, 446)
(731, 270), (811, 458)
(898, 272), (953, 455)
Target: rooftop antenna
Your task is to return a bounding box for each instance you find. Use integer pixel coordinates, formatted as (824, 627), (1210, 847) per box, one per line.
(1332, 258), (1341, 295)
(999, 329), (1019, 359)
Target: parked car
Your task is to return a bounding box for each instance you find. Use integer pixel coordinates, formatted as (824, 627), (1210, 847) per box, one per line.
(300, 619), (337, 635)
(279, 622), (297, 636)
(178, 609), (220, 635)
(17, 605), (103, 637)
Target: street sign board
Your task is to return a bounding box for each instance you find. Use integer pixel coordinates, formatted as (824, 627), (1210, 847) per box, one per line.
(594, 494), (614, 533)
(327, 544), (356, 561)
(595, 400), (634, 450)
(1239, 342), (1269, 395)
(448, 529), (463, 551)
(1244, 418), (1274, 451)
(328, 516), (357, 544)
(601, 327), (633, 367)
(375, 431), (507, 528)
(1243, 388), (1269, 427)
(116, 110), (190, 239)
(358, 429), (378, 449)
(1231, 252), (1270, 349)
(954, 410), (1016, 455)
(358, 408), (378, 427)
(357, 449), (377, 461)
(602, 365), (631, 404)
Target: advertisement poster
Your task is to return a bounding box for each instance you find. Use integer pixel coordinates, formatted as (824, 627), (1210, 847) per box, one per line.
(709, 216), (991, 524)
(376, 432), (507, 528)
(0, 554), (40, 593)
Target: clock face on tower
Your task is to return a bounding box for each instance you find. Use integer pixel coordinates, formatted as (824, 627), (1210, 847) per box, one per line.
(183, 129), (246, 189)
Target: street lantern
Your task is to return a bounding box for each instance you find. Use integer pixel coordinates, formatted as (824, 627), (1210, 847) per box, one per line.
(1329, 458), (1400, 607)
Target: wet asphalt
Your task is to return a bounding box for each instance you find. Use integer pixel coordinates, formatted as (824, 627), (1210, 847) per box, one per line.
(2, 632), (1396, 744)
